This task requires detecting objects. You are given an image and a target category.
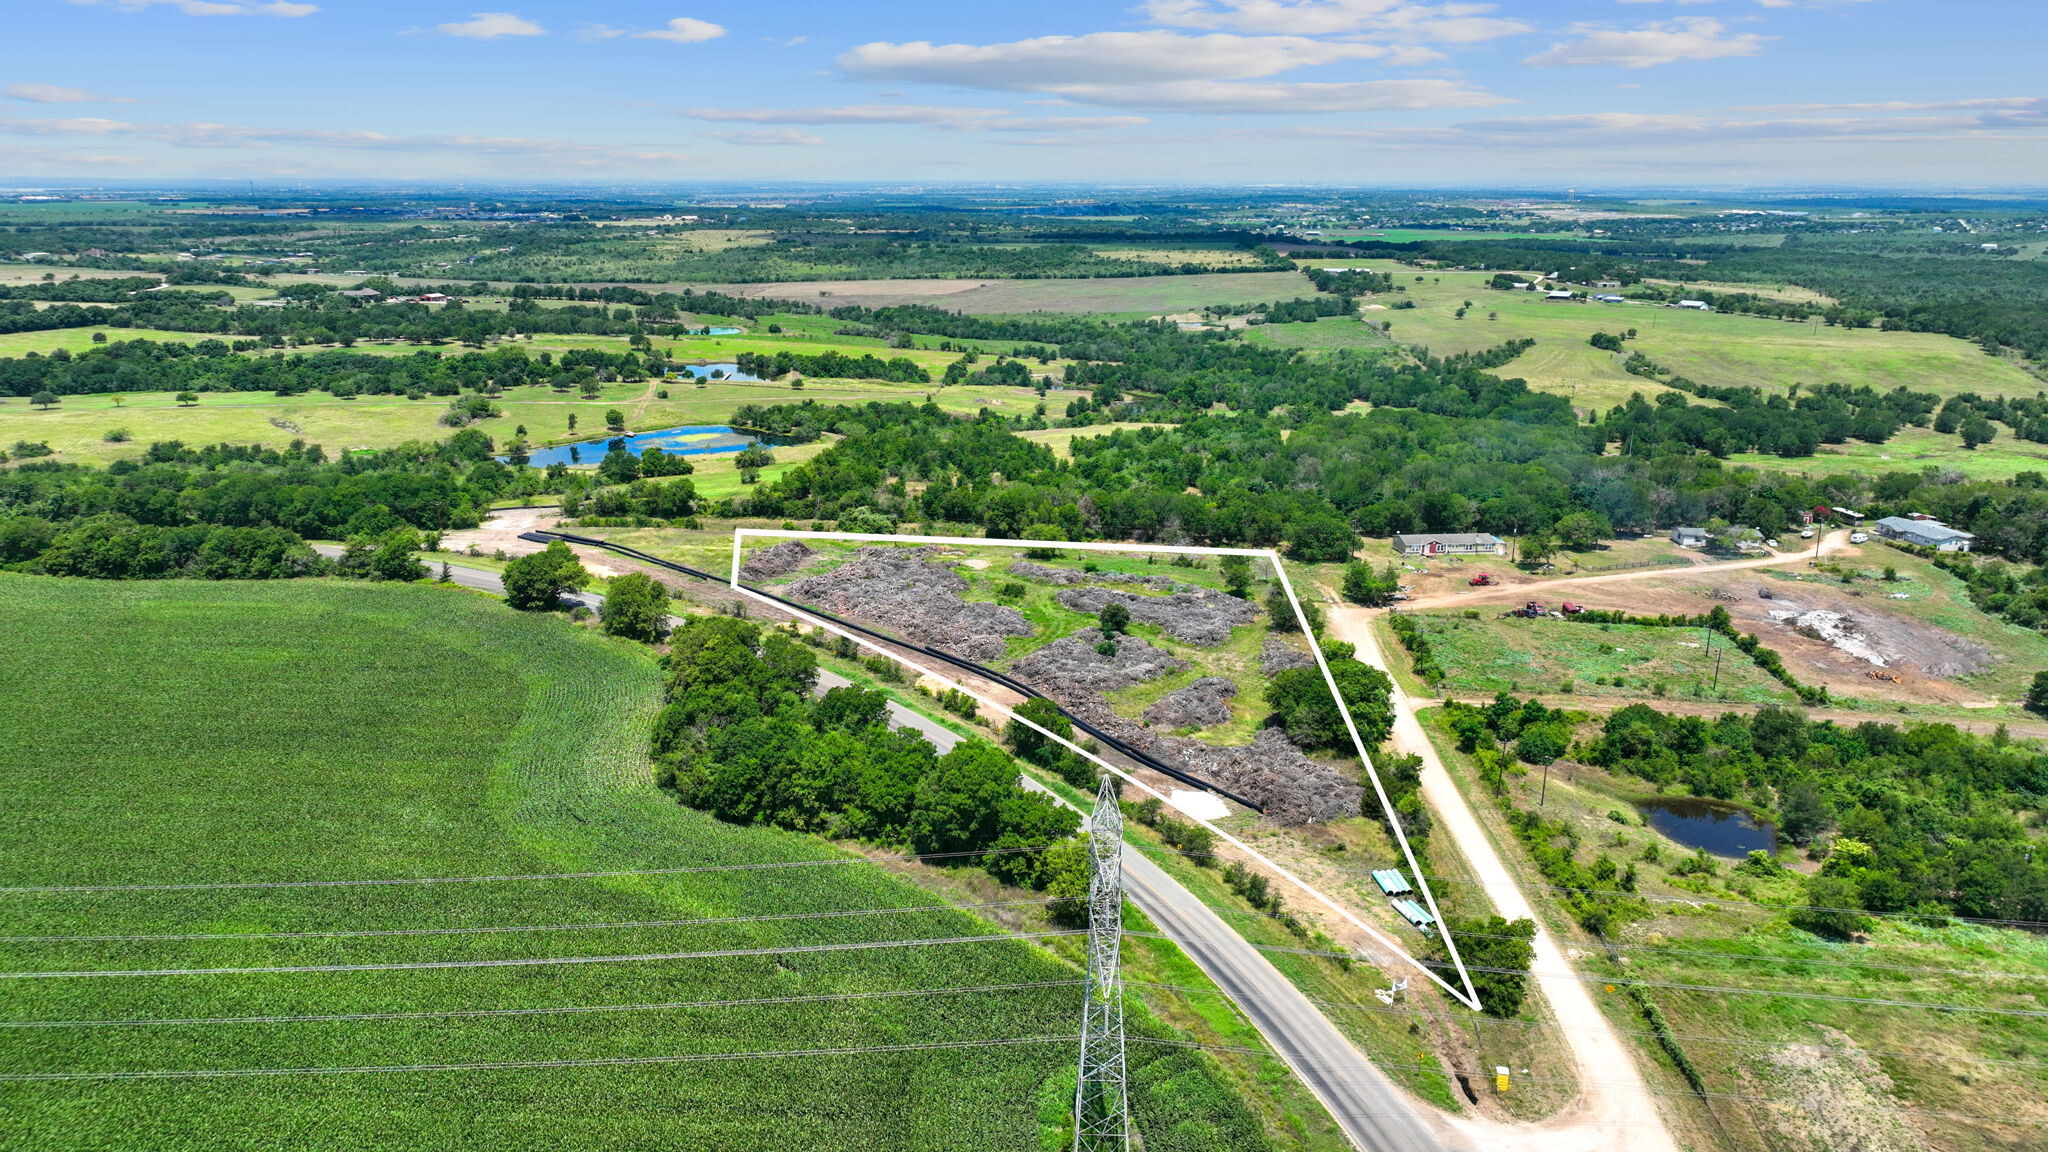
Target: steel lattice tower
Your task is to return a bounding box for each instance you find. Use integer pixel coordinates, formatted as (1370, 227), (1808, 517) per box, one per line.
(1073, 774), (1131, 1151)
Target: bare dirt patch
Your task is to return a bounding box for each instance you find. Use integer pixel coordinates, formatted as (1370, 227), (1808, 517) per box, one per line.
(1532, 573), (1998, 706)
(1741, 1027), (1930, 1152)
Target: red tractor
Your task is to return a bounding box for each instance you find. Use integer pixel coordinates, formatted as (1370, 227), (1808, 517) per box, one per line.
(1468, 573), (1497, 587)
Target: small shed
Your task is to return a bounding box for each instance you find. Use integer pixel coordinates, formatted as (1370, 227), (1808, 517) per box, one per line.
(1671, 526), (1709, 548)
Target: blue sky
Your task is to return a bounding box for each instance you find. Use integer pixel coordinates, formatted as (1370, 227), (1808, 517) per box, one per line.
(1, 0), (2042, 186)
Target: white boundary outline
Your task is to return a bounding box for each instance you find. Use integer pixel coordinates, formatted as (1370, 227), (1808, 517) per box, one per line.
(728, 528), (1483, 1012)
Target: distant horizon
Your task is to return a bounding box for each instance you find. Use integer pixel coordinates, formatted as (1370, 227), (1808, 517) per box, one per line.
(6, 180), (2048, 198)
(3, 0), (2042, 185)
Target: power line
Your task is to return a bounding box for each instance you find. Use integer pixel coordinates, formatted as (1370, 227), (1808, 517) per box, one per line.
(0, 845), (1053, 897)
(1202, 903), (2046, 982)
(1126, 932), (2048, 1020)
(1132, 1037), (2048, 1131)
(1, 980), (1084, 1031)
(2, 931), (1087, 981)
(0, 1036), (1076, 1084)
(1128, 980), (2048, 1074)
(0, 899), (1054, 945)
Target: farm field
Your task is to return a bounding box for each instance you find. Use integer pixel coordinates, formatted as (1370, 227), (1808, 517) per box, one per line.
(1729, 425), (2048, 482)
(0, 326), (214, 357)
(1356, 270), (2039, 407)
(698, 271), (1319, 317)
(0, 576), (1281, 1152)
(1418, 709), (2048, 1152)
(0, 378), (959, 467)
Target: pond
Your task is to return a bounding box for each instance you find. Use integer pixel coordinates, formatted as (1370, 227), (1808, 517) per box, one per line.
(1635, 796), (1777, 858)
(507, 424), (791, 469)
(674, 362), (762, 382)
(683, 326), (744, 336)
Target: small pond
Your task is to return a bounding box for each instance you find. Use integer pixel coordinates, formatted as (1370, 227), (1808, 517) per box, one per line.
(680, 326), (744, 336)
(673, 361), (761, 382)
(507, 424), (791, 469)
(1635, 796), (1777, 858)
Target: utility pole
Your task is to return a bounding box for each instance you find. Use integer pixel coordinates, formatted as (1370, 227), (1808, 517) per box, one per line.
(1073, 775), (1130, 1152)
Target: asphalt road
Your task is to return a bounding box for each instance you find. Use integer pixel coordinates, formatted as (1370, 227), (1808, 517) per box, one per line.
(357, 554), (1453, 1151)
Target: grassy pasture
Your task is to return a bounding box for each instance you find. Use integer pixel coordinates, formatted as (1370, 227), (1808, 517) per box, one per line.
(0, 576), (1278, 1152)
(0, 327), (214, 357)
(0, 377), (975, 467)
(1397, 612), (1799, 706)
(699, 271), (1319, 318)
(1351, 270), (2039, 407)
(1729, 425), (2048, 482)
(1418, 709), (2048, 1152)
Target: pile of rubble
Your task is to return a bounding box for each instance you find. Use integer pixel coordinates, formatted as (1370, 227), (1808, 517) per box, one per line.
(1055, 684), (1359, 826)
(1142, 677), (1238, 729)
(740, 540), (814, 581)
(1259, 638), (1315, 676)
(1054, 586), (1260, 645)
(784, 546), (1032, 662)
(1007, 561), (1189, 592)
(1012, 631), (1187, 696)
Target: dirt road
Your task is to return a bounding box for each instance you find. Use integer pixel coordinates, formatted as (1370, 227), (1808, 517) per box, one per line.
(1328, 604), (1681, 1152)
(1408, 531), (1852, 609)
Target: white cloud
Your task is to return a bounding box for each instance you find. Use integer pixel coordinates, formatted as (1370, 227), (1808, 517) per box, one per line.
(636, 16), (725, 43)
(0, 111), (696, 168)
(679, 104), (1011, 125)
(676, 104), (1154, 133)
(5, 83), (131, 104)
(840, 31), (1404, 88)
(1269, 98), (2048, 148)
(1141, 0), (1530, 42)
(433, 12), (545, 39)
(1525, 19), (1768, 68)
(698, 128), (823, 145)
(67, 0), (316, 14)
(1047, 77), (1504, 113)
(836, 30), (1502, 112)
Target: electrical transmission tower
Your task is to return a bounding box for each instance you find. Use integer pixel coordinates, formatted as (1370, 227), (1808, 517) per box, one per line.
(1073, 774), (1130, 1151)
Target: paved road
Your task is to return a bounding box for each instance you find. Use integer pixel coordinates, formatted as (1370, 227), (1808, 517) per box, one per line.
(375, 554), (1453, 1152)
(1330, 605), (1678, 1152)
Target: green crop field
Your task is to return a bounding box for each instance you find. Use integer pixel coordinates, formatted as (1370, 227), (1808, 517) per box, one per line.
(0, 575), (1288, 1152)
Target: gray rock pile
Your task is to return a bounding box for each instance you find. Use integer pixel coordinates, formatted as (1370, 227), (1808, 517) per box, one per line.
(1157, 730), (1362, 826)
(1053, 587), (1260, 646)
(1012, 631), (1187, 696)
(741, 540), (814, 581)
(1259, 638), (1315, 676)
(1054, 687), (1358, 826)
(1142, 677), (1238, 729)
(784, 546), (1032, 662)
(1007, 560), (1188, 592)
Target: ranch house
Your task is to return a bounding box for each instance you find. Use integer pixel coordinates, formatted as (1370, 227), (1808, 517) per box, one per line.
(1671, 526), (1710, 548)
(1873, 516), (1975, 552)
(1392, 532), (1505, 557)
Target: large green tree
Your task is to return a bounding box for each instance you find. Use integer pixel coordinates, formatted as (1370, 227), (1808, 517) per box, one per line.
(600, 572), (671, 642)
(502, 540), (590, 611)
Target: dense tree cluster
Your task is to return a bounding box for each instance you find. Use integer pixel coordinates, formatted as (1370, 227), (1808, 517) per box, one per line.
(651, 617), (1083, 890)
(0, 340), (654, 399)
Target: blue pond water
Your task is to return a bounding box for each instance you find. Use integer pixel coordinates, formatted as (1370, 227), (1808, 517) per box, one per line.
(1635, 796), (1777, 858)
(509, 424), (778, 469)
(675, 362), (761, 381)
(687, 326), (743, 336)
